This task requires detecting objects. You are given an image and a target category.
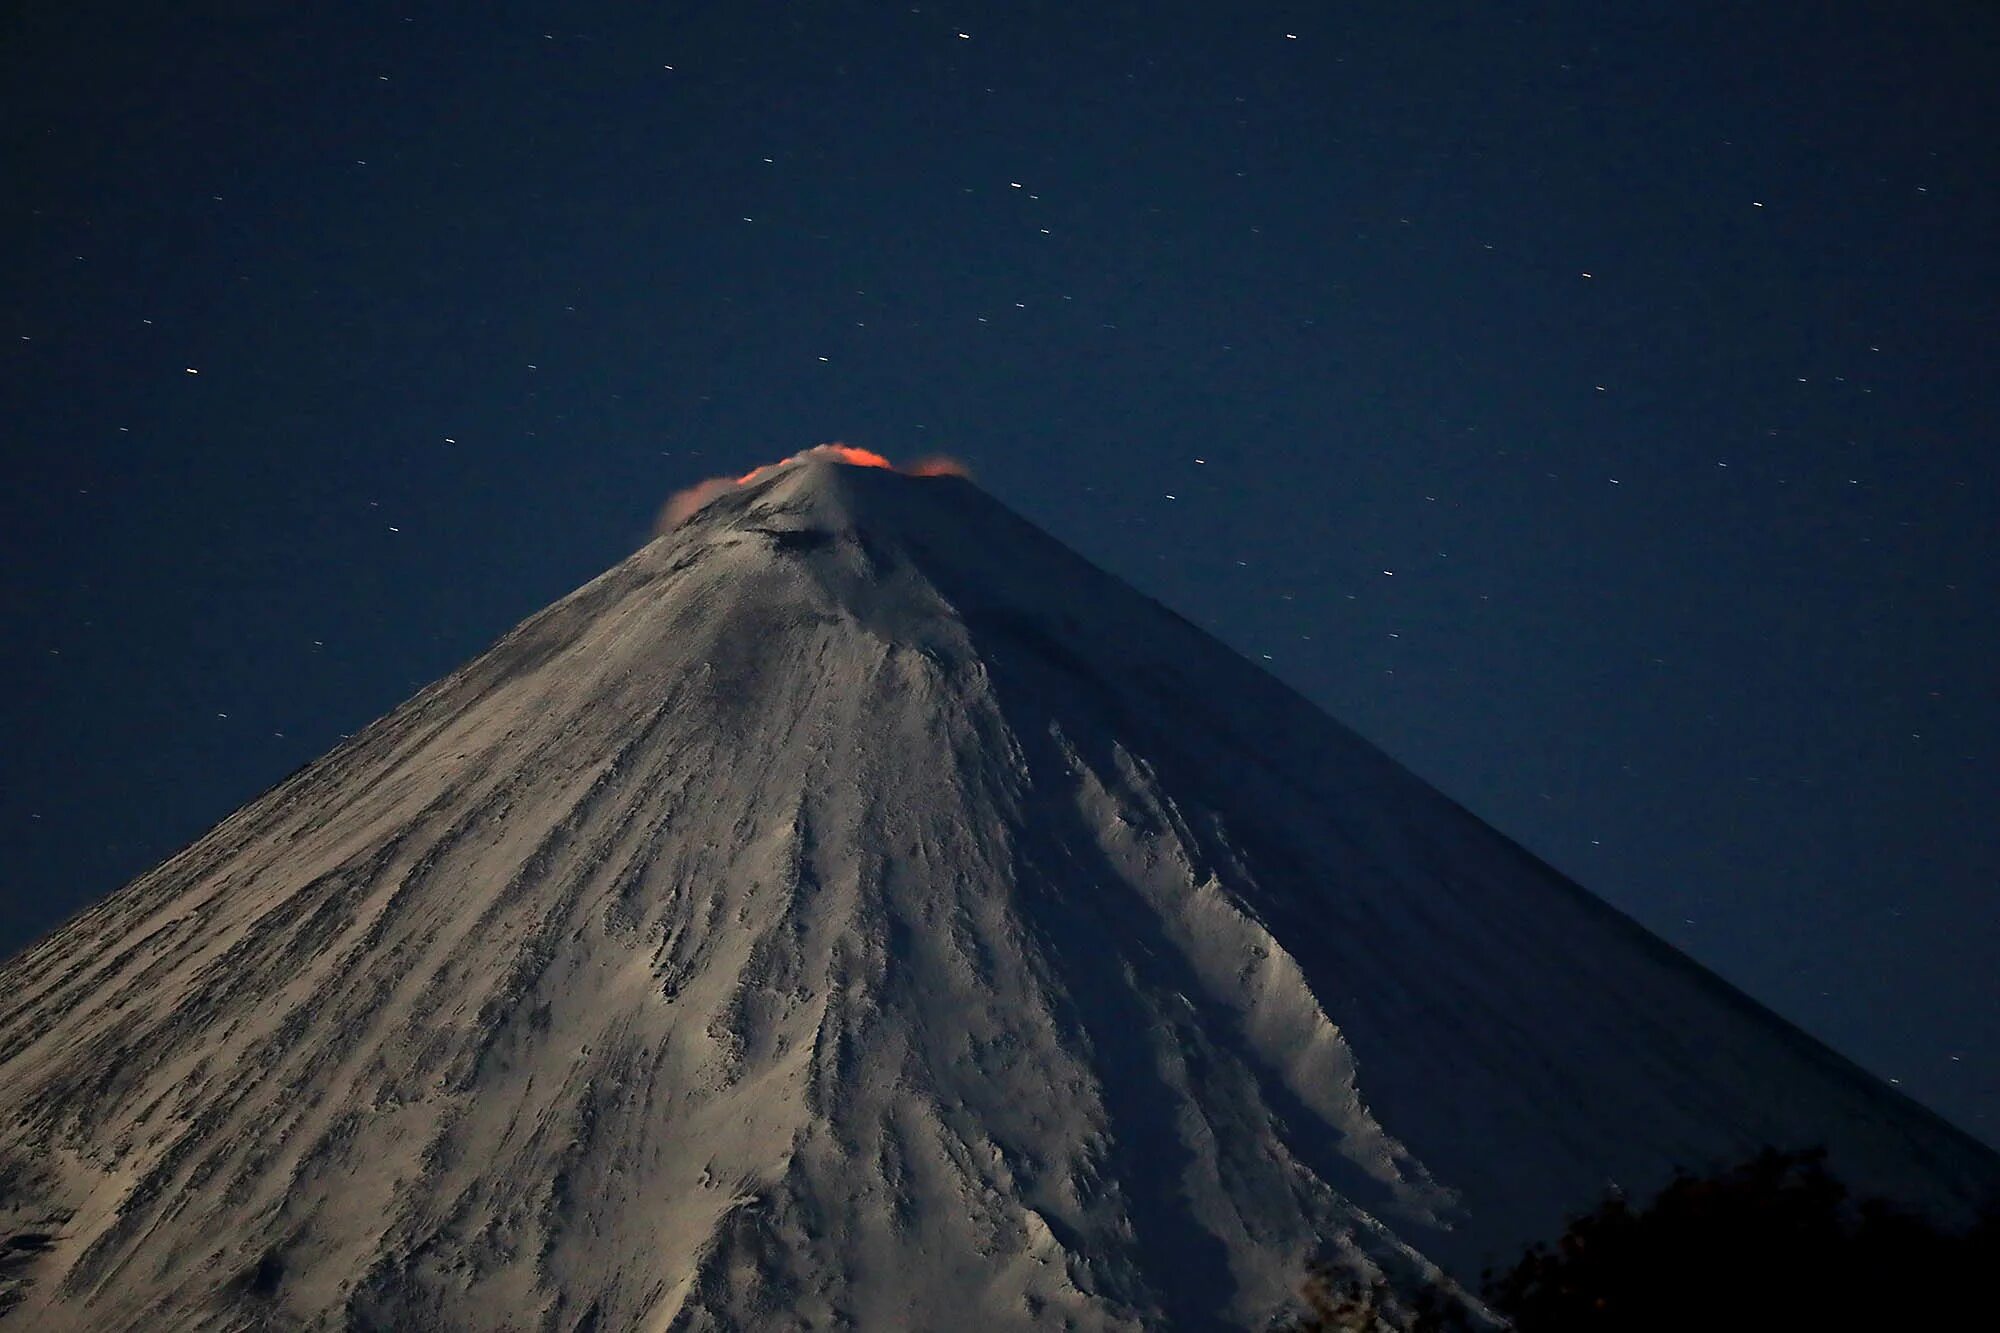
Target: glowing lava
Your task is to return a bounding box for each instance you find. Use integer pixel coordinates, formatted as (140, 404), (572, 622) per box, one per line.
(657, 444), (969, 533)
(734, 444), (894, 486)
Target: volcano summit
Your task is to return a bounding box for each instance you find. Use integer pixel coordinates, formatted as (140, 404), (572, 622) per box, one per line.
(0, 456), (1992, 1330)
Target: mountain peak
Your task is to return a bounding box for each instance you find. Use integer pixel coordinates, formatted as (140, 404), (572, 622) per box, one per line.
(687, 453), (966, 557)
(658, 444), (975, 539)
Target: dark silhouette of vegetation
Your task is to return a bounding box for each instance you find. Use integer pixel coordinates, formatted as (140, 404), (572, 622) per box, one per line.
(1286, 1147), (2000, 1330)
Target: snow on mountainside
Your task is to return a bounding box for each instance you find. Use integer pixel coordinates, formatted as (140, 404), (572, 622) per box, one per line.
(0, 457), (1993, 1331)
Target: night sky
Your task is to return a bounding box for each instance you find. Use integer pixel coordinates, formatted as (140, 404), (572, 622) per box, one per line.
(4, 3), (1995, 1144)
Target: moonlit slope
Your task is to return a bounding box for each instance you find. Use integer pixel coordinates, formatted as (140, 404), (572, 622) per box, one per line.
(1, 459), (1993, 1330)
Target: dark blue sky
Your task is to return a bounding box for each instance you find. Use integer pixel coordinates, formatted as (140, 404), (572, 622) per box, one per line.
(4, 2), (1995, 1143)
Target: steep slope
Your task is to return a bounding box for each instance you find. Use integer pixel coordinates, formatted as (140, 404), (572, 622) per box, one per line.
(0, 458), (1993, 1331)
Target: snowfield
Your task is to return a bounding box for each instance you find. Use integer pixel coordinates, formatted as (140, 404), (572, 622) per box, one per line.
(1, 458), (1993, 1330)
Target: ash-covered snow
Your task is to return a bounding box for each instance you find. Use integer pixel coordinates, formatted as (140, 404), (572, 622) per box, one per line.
(0, 459), (1992, 1330)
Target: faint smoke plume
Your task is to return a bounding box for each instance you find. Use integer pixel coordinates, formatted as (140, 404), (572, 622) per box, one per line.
(655, 444), (972, 534)
(904, 455), (972, 478)
(655, 478), (738, 534)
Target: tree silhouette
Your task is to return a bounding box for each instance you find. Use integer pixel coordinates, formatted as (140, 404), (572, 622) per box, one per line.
(1286, 1147), (1998, 1331)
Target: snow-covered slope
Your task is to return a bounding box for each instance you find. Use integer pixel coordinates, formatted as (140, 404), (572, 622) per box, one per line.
(1, 458), (1992, 1331)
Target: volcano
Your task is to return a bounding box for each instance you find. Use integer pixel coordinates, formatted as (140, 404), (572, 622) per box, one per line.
(1, 457), (1992, 1330)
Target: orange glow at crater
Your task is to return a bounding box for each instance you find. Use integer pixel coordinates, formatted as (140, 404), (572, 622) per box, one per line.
(734, 443), (893, 486)
(815, 444), (894, 470)
(656, 444), (972, 533)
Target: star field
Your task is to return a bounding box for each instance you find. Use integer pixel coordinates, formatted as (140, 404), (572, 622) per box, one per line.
(2, 2), (1996, 1140)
